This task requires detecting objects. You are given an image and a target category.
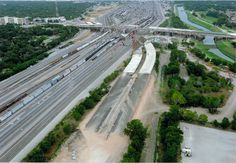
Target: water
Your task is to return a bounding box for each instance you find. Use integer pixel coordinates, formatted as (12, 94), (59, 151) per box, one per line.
(177, 6), (234, 62)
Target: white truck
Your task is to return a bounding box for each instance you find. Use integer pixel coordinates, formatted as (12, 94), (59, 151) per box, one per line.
(182, 147), (192, 157)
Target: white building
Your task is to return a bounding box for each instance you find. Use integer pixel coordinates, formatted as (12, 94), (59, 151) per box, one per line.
(0, 16), (28, 25)
(33, 16), (66, 23)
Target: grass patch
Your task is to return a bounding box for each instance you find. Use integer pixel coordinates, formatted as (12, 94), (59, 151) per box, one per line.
(160, 14), (188, 29)
(187, 11), (221, 32)
(195, 11), (236, 33)
(216, 40), (236, 60)
(193, 40), (222, 60)
(160, 19), (169, 27)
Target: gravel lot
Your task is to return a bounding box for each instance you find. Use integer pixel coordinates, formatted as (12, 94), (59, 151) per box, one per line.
(181, 122), (236, 163)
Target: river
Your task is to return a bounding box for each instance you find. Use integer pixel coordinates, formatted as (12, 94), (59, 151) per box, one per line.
(177, 6), (234, 62)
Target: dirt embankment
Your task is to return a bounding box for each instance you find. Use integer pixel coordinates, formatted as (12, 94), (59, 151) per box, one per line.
(53, 92), (129, 162)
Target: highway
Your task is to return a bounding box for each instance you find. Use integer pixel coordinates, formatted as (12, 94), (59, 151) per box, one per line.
(0, 32), (131, 161)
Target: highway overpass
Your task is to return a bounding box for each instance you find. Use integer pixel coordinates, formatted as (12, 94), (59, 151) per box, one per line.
(77, 24), (236, 39)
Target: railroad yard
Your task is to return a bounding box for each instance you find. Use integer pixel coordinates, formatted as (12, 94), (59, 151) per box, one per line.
(0, 0), (236, 162)
(0, 1), (166, 161)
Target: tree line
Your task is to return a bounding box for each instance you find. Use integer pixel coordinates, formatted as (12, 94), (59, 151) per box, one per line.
(23, 69), (121, 162)
(189, 46), (236, 73)
(180, 1), (236, 12)
(0, 24), (79, 81)
(0, 1), (94, 19)
(121, 119), (148, 162)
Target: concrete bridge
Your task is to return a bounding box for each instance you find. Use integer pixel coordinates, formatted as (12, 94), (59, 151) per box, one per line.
(77, 24), (236, 39)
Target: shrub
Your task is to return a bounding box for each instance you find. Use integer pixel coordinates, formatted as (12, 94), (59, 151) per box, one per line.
(229, 63), (236, 73)
(198, 114), (208, 125)
(63, 123), (74, 135)
(231, 119), (236, 130)
(182, 109), (198, 122)
(213, 120), (220, 127)
(221, 117), (230, 129)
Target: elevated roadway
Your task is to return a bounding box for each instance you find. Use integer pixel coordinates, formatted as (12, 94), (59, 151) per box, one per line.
(77, 24), (236, 39)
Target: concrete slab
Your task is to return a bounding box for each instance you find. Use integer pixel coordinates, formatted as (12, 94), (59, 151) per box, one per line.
(124, 48), (142, 74)
(139, 42), (156, 74)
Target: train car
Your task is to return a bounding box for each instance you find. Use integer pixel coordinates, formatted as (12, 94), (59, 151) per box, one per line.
(40, 83), (52, 92)
(51, 75), (62, 85)
(22, 95), (34, 105)
(76, 43), (89, 51)
(31, 88), (44, 98)
(11, 102), (24, 114)
(63, 69), (71, 77)
(0, 111), (12, 123)
(76, 60), (84, 67)
(70, 64), (77, 72)
(62, 53), (69, 59)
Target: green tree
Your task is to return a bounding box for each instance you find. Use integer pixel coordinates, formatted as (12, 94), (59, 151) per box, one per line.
(229, 63), (236, 73)
(198, 114), (208, 125)
(182, 109), (198, 122)
(72, 111), (81, 121)
(83, 97), (95, 109)
(63, 123), (73, 135)
(231, 119), (236, 130)
(124, 119), (147, 140)
(122, 119), (148, 162)
(221, 117), (230, 129)
(213, 120), (220, 127)
(171, 90), (186, 105)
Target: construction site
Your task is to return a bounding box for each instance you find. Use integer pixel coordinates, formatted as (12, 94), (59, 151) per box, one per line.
(54, 40), (157, 162)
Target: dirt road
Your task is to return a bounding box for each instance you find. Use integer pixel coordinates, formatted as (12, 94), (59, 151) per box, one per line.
(133, 50), (170, 162)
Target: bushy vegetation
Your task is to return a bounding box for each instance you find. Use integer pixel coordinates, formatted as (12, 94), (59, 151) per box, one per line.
(164, 48), (186, 77)
(163, 46), (233, 112)
(180, 1), (236, 12)
(159, 106), (183, 162)
(189, 46), (235, 72)
(158, 106), (209, 162)
(154, 52), (160, 73)
(0, 1), (94, 19)
(210, 12), (236, 29)
(152, 43), (161, 73)
(160, 13), (188, 29)
(233, 42), (236, 48)
(24, 69), (122, 162)
(231, 112), (236, 130)
(179, 1), (236, 30)
(229, 63), (236, 73)
(0, 24), (79, 81)
(121, 119), (148, 162)
(213, 112), (236, 130)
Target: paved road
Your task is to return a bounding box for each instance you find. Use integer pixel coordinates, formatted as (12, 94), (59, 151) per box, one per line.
(0, 34), (131, 161)
(181, 122), (236, 163)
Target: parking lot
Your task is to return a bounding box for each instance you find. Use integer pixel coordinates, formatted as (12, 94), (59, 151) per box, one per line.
(181, 122), (236, 163)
